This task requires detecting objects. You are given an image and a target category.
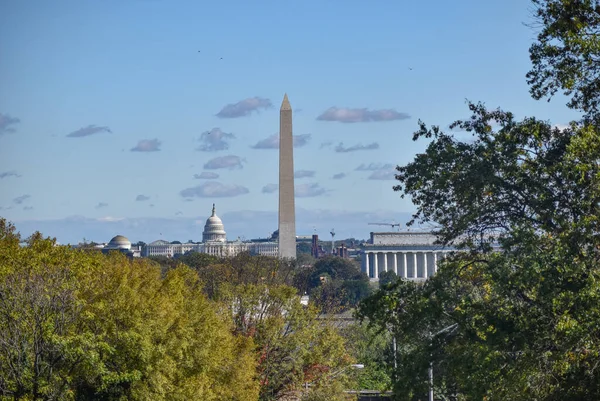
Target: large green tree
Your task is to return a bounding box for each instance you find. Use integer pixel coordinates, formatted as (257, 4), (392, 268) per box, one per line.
(527, 0), (600, 122)
(0, 220), (259, 401)
(360, 105), (600, 400)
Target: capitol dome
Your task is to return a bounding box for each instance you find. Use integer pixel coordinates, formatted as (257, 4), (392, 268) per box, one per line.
(106, 235), (132, 250)
(202, 204), (227, 243)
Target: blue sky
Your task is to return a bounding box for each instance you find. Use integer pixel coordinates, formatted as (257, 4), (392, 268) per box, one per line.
(0, 0), (580, 244)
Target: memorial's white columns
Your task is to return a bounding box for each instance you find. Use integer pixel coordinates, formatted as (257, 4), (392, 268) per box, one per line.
(412, 253), (418, 278)
(373, 252), (379, 279)
(363, 249), (449, 280)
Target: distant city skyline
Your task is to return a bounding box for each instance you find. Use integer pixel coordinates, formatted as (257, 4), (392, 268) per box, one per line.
(0, 0), (581, 244)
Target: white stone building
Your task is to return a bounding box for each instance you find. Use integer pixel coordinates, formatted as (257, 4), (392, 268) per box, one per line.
(361, 232), (456, 281)
(141, 204), (279, 258)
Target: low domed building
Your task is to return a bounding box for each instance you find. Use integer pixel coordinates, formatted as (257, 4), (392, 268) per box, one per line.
(102, 235), (141, 258)
(106, 235), (132, 250)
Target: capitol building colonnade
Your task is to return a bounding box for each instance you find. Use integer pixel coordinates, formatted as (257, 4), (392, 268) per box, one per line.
(361, 232), (456, 281)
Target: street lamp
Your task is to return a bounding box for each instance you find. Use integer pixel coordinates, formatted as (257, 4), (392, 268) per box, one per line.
(428, 323), (458, 401)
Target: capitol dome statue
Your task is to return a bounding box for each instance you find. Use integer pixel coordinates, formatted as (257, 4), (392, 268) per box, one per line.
(202, 204), (227, 243)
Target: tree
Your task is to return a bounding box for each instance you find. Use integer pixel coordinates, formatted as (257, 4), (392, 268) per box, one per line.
(0, 229), (85, 400)
(527, 0), (600, 122)
(220, 282), (351, 401)
(0, 219), (259, 401)
(395, 103), (600, 248)
(378, 270), (398, 288)
(360, 105), (600, 400)
(297, 241), (313, 255)
(340, 323), (392, 392)
(308, 257), (371, 311)
(309, 257), (366, 289)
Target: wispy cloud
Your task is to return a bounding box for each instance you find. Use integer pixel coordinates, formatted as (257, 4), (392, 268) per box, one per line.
(320, 142), (333, 149)
(332, 172), (346, 180)
(97, 216), (124, 222)
(10, 209), (421, 244)
(0, 113), (20, 135)
(355, 162), (397, 180)
(67, 125), (112, 138)
(203, 155), (245, 170)
(175, 211), (183, 216)
(23, 206), (33, 211)
(251, 133), (311, 149)
(334, 142), (379, 153)
(216, 97), (272, 118)
(194, 172), (220, 179)
(0, 171), (21, 179)
(13, 194), (30, 204)
(136, 194), (150, 202)
(355, 163), (394, 171)
(180, 181), (250, 198)
(95, 202), (108, 209)
(295, 170), (315, 179)
(296, 183), (329, 197)
(317, 107), (410, 123)
(197, 128), (235, 152)
(368, 168), (397, 180)
(131, 139), (161, 152)
(262, 183), (278, 194)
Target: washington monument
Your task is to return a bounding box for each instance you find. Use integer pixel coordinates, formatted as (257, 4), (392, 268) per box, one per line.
(278, 94), (296, 259)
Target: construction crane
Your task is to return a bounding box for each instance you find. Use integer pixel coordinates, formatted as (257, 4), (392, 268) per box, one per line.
(368, 222), (401, 231)
(330, 229), (336, 254)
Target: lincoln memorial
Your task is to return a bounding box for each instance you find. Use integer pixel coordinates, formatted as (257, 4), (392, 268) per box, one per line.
(361, 231), (456, 281)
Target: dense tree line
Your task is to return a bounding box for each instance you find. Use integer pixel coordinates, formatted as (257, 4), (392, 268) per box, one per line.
(358, 1), (600, 400)
(0, 220), (384, 401)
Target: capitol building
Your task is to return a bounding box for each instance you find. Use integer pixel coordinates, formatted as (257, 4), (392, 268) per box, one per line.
(139, 204), (278, 258)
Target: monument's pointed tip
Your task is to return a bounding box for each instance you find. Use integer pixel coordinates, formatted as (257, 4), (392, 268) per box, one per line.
(280, 93), (291, 111)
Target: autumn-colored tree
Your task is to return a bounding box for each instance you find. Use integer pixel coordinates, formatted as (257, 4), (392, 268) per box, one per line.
(0, 219), (259, 401)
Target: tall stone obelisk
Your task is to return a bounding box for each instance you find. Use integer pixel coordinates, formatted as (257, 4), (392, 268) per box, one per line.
(278, 94), (296, 259)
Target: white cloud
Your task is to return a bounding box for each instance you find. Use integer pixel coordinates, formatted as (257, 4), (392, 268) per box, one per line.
(334, 142), (379, 152)
(13, 194), (31, 205)
(317, 107), (410, 123)
(194, 172), (220, 179)
(9, 209), (426, 244)
(197, 128), (235, 152)
(368, 168), (397, 180)
(0, 171), (21, 179)
(180, 181), (250, 198)
(296, 183), (328, 197)
(262, 184), (278, 194)
(251, 133), (311, 149)
(0, 113), (20, 135)
(355, 163), (394, 171)
(294, 170), (315, 179)
(203, 155), (245, 170)
(67, 125), (111, 138)
(216, 97), (272, 118)
(131, 139), (161, 152)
